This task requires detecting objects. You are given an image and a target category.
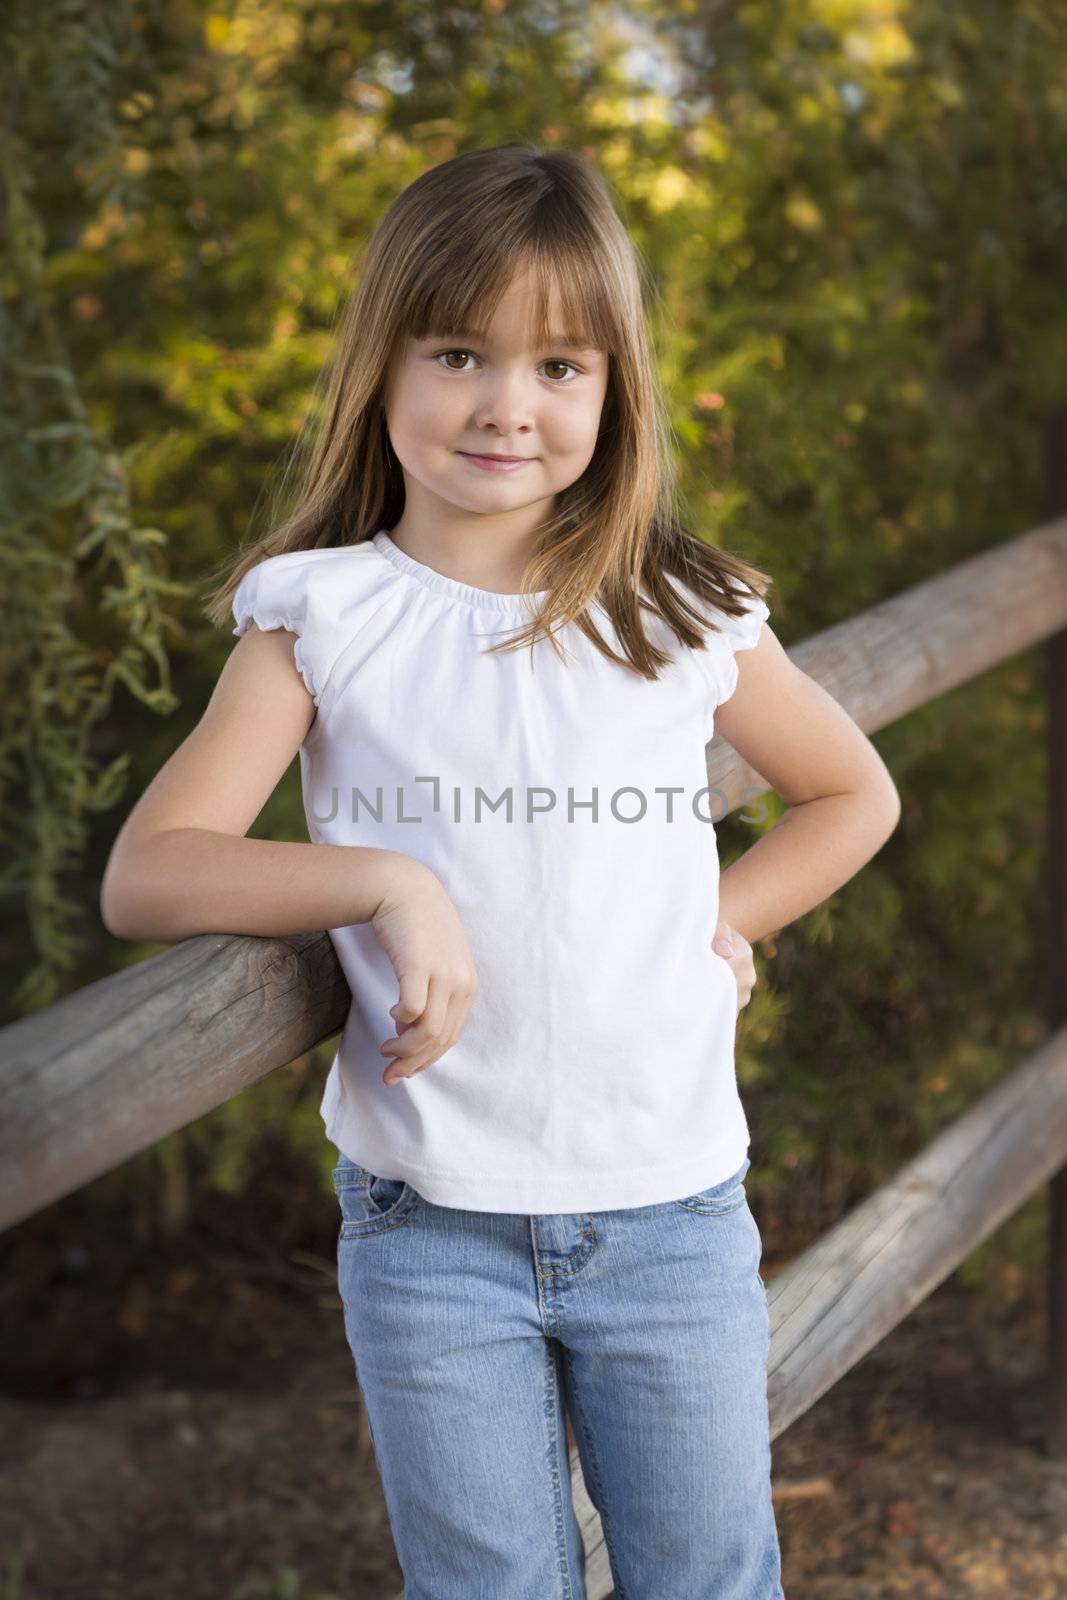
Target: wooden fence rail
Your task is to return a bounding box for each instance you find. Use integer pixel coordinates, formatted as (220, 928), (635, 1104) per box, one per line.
(3, 515), (1067, 1599)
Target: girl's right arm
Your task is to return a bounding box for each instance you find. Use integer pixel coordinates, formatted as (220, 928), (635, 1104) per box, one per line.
(99, 622), (405, 944)
(100, 623), (479, 1083)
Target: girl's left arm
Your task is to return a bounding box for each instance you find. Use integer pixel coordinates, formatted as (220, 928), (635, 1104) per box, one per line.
(711, 621), (902, 948)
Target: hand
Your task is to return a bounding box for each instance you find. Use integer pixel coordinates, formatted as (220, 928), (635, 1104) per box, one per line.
(370, 860), (480, 1084)
(712, 920), (757, 1016)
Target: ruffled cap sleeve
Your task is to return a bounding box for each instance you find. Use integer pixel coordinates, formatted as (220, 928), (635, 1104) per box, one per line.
(702, 585), (771, 708)
(230, 550), (350, 707)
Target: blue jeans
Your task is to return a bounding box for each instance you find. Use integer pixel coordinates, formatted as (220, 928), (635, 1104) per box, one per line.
(332, 1149), (785, 1599)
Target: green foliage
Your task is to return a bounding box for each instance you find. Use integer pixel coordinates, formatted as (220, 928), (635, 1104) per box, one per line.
(1, 0), (192, 1010)
(4, 0), (1067, 1294)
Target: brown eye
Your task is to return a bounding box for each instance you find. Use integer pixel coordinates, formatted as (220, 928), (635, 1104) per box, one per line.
(432, 350), (580, 382)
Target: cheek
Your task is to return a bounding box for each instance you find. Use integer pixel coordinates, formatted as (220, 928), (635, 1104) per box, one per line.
(388, 383), (452, 451)
(549, 404), (603, 461)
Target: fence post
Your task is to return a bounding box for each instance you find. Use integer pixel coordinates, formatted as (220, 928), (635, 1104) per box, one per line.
(1045, 405), (1067, 1459)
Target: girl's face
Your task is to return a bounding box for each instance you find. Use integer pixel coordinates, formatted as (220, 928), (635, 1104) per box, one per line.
(382, 268), (609, 536)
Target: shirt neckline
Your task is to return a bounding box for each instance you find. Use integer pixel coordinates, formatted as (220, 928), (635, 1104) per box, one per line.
(372, 529), (551, 614)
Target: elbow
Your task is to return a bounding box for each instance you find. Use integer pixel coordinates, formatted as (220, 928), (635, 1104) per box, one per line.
(101, 901), (138, 944)
(100, 847), (161, 943)
(857, 740), (902, 839)
(872, 773), (902, 843)
(100, 883), (176, 946)
(884, 763), (903, 820)
(99, 859), (136, 942)
(101, 836), (194, 946)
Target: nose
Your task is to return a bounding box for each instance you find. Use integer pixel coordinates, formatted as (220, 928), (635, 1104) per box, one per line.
(473, 370), (536, 436)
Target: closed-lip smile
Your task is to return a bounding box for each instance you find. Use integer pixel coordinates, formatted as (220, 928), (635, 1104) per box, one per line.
(458, 451), (535, 472)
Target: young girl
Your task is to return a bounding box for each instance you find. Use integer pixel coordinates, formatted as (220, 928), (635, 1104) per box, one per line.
(101, 142), (900, 1599)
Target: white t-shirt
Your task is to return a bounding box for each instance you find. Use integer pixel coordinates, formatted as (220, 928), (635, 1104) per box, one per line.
(231, 528), (769, 1213)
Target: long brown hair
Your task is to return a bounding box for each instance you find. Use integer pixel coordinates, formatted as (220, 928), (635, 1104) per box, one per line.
(204, 140), (772, 678)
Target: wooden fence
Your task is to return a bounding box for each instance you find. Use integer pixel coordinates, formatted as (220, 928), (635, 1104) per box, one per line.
(3, 515), (1067, 1597)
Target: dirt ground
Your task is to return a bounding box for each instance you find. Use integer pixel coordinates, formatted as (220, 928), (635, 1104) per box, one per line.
(2, 1191), (1066, 1600)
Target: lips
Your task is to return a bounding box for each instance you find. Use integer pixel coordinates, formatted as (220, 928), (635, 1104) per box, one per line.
(458, 452), (534, 473)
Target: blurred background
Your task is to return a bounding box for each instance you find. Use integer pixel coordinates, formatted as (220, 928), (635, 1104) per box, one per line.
(3, 0), (1067, 1595)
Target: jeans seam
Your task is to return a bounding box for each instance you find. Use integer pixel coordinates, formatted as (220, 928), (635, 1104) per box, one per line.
(543, 1338), (580, 1600)
(561, 1347), (628, 1600)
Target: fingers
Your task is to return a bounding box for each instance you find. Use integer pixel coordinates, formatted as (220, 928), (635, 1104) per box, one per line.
(395, 989), (466, 1080)
(380, 975), (473, 1083)
(390, 971), (429, 1029)
(713, 936), (757, 1015)
(381, 978), (447, 1080)
(734, 951), (757, 1011)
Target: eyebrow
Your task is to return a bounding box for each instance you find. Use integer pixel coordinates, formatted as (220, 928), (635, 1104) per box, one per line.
(424, 329), (601, 352)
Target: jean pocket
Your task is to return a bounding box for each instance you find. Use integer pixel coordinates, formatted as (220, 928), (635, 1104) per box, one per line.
(332, 1158), (419, 1237)
(673, 1155), (751, 1214)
